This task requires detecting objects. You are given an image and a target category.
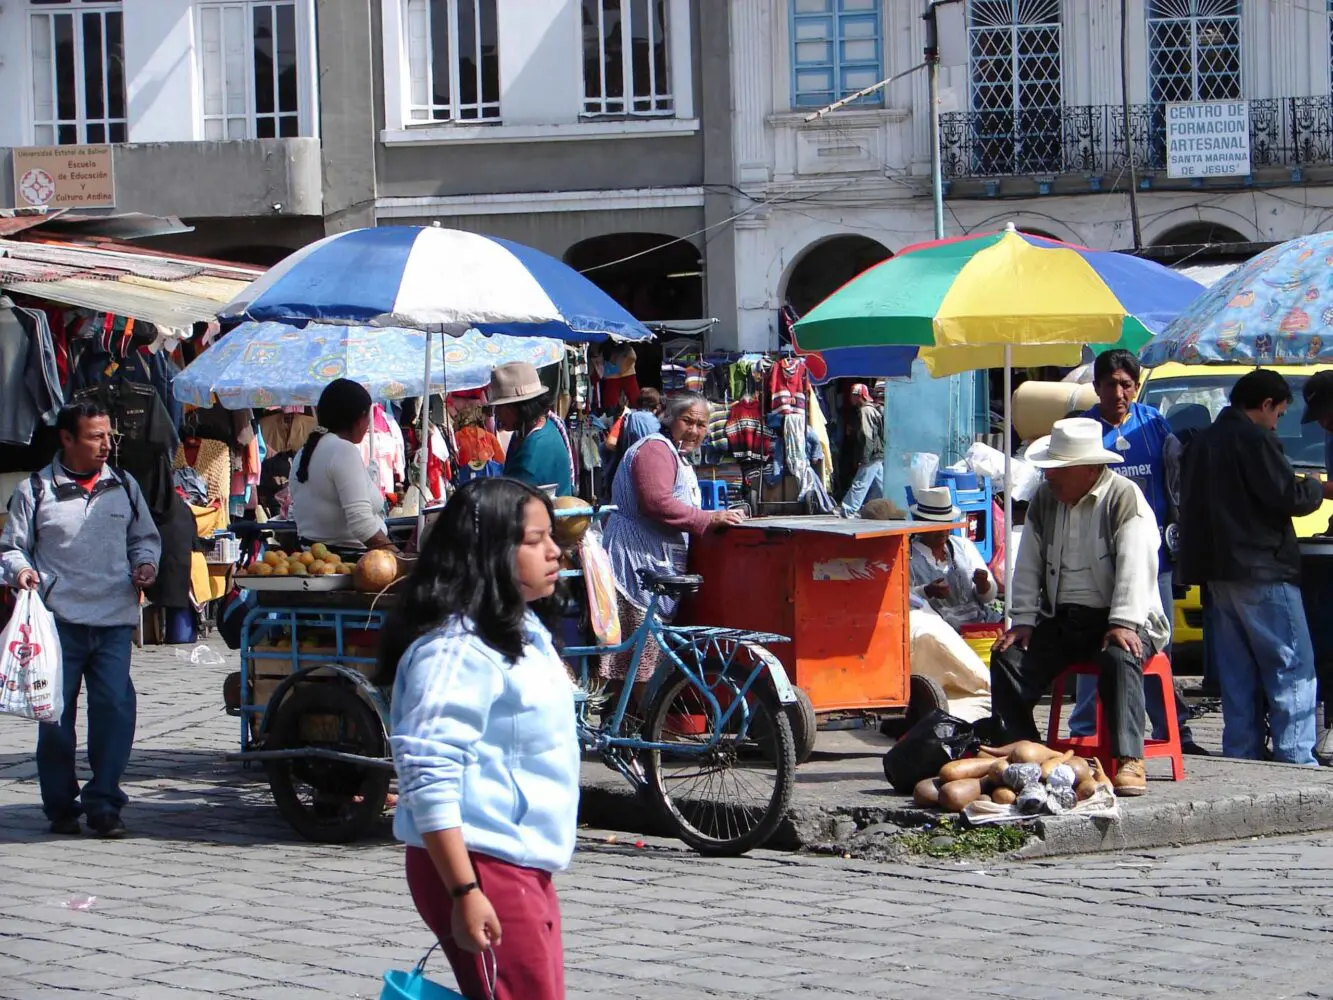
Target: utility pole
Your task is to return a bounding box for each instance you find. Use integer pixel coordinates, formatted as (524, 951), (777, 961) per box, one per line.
(1121, 0), (1144, 250)
(924, 2), (946, 241)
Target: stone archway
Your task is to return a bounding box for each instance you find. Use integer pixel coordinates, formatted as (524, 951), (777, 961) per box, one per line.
(783, 235), (892, 315)
(564, 233), (702, 322)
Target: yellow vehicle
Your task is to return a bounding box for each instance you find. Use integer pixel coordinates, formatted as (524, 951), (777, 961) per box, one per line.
(1139, 362), (1333, 646)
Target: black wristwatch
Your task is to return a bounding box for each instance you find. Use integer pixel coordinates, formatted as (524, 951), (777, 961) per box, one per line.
(450, 881), (480, 900)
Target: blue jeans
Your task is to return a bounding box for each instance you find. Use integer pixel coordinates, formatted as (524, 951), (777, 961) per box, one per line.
(1205, 580), (1317, 765)
(841, 461), (883, 516)
(36, 623), (137, 821)
(1068, 569), (1194, 742)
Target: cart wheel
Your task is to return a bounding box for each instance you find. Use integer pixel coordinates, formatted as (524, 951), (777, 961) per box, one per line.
(642, 667), (795, 857)
(905, 674), (950, 730)
(266, 682), (391, 844)
(787, 685), (818, 765)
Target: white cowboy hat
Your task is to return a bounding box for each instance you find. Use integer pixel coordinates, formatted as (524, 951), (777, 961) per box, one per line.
(909, 485), (961, 523)
(1026, 417), (1124, 469)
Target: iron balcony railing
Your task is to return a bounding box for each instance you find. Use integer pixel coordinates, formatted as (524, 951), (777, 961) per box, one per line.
(939, 97), (1333, 180)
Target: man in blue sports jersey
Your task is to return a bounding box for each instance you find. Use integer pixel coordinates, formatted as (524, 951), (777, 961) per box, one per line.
(1068, 350), (1206, 754)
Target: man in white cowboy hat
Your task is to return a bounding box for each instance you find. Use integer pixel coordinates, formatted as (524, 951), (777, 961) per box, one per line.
(988, 417), (1170, 796)
(908, 486), (1000, 630)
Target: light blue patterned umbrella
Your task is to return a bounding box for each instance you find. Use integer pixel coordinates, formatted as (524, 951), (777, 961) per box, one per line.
(1140, 232), (1333, 366)
(174, 321), (564, 408)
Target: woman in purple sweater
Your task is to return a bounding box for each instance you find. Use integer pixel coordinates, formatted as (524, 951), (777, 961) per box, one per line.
(601, 394), (744, 688)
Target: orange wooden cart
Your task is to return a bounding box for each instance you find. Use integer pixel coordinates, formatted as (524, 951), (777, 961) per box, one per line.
(681, 516), (958, 717)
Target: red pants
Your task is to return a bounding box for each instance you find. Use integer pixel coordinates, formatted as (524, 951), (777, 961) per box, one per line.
(600, 373), (639, 408)
(405, 847), (564, 1000)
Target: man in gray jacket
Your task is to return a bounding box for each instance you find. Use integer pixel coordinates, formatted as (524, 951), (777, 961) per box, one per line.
(1, 401), (161, 837)
(988, 418), (1170, 796)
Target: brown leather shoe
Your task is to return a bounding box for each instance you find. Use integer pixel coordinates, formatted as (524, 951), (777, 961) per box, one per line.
(1113, 757), (1147, 797)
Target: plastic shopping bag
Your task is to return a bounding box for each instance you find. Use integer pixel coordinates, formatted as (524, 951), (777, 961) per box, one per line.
(580, 527), (622, 647)
(0, 590), (64, 723)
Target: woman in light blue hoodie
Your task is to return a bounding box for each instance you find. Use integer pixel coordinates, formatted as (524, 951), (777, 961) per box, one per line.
(380, 478), (576, 1000)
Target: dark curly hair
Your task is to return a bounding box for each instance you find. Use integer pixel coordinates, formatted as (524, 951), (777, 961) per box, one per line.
(376, 477), (562, 683)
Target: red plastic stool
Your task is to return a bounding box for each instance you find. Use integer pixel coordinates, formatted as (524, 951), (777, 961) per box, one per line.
(1046, 653), (1185, 781)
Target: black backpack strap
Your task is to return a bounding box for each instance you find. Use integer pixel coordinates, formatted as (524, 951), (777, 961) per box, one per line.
(26, 470), (45, 551)
(107, 466), (142, 526)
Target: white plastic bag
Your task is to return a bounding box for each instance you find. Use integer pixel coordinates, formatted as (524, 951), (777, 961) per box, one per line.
(0, 590), (64, 723)
(908, 452), (939, 493)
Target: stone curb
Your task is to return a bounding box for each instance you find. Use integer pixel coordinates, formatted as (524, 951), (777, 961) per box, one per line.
(579, 775), (1333, 859)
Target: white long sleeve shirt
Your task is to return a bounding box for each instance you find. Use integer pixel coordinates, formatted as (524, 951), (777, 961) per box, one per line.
(389, 615), (580, 873)
(909, 534), (999, 627)
(289, 433), (386, 546)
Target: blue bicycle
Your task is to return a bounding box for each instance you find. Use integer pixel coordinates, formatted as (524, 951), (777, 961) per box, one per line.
(564, 570), (798, 856)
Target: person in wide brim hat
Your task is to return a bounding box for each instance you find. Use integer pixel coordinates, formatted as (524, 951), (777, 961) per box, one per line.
(907, 485), (1000, 629)
(1025, 417), (1125, 469)
(983, 416), (1169, 799)
(486, 362), (573, 496)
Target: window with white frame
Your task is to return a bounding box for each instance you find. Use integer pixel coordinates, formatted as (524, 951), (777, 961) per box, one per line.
(404, 0), (500, 122)
(1146, 0), (1242, 105)
(968, 0), (1062, 174)
(582, 0), (673, 117)
(29, 0), (126, 145)
(199, 2), (302, 139)
(790, 0), (883, 109)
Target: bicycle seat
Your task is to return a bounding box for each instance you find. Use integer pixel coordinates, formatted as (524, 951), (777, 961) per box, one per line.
(636, 569), (704, 597)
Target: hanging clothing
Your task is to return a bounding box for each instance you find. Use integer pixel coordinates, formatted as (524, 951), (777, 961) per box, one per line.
(0, 299), (63, 446)
(768, 358), (808, 416)
(807, 388), (833, 488)
(358, 404), (406, 497)
(455, 424), (505, 469)
(73, 381), (178, 519)
(725, 398), (768, 463)
(257, 412), (317, 455)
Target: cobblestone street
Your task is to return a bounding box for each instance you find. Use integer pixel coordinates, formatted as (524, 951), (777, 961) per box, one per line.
(1, 648), (1331, 999)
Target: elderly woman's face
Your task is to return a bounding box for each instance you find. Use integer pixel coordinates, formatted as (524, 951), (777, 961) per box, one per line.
(669, 403), (710, 453)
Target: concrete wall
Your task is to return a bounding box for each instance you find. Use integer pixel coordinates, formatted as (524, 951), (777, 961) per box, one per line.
(1, 139), (323, 218)
(380, 207), (704, 261)
(319, 0), (380, 231)
(698, 0), (738, 343)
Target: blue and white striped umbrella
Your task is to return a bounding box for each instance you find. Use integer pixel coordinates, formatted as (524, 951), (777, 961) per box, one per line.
(218, 225), (653, 343)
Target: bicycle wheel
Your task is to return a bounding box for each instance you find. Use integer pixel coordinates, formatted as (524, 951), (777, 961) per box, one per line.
(642, 663), (795, 856)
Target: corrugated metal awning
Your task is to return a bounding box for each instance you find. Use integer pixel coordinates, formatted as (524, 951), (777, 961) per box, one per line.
(1, 275), (251, 329)
(0, 237), (260, 331)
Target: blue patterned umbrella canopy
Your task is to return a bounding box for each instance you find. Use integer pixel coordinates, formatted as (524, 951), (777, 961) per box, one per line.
(173, 321), (564, 408)
(1140, 232), (1333, 366)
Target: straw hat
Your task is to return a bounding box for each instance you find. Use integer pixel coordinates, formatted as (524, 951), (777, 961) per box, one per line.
(909, 486), (961, 523)
(1026, 417), (1123, 469)
(486, 361), (546, 406)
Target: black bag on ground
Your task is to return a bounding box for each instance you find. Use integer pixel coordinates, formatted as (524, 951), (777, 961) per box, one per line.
(882, 710), (980, 795)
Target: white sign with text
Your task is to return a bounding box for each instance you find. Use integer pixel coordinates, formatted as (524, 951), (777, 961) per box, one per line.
(1165, 101), (1251, 179)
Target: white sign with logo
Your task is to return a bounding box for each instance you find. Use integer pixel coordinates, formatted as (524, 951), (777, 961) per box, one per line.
(1165, 101), (1251, 179)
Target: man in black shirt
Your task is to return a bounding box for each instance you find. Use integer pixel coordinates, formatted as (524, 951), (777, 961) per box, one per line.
(1179, 370), (1332, 764)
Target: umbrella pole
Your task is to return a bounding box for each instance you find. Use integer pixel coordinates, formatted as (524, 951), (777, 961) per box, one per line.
(1003, 345), (1013, 626)
(418, 329), (432, 545)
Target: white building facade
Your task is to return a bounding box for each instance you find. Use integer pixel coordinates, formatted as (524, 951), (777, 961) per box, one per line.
(728, 0), (1333, 351)
(0, 0), (324, 259)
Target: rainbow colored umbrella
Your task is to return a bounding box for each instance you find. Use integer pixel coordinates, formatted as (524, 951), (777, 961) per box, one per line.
(793, 224), (1205, 619)
(793, 224), (1204, 376)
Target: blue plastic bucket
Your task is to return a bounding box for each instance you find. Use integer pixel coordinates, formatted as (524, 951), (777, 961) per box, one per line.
(380, 968), (467, 1000)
